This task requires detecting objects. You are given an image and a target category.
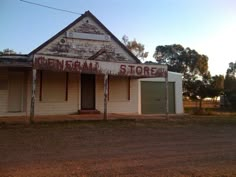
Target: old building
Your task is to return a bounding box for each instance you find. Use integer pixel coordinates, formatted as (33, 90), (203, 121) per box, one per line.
(0, 11), (182, 120)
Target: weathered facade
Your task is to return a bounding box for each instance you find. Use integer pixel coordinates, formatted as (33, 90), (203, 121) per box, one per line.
(0, 11), (181, 120)
(139, 72), (183, 114)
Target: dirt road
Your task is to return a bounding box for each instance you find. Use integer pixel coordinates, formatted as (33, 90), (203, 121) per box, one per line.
(0, 118), (236, 176)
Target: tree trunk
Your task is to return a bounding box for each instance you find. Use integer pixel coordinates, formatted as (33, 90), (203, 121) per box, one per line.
(199, 99), (203, 110)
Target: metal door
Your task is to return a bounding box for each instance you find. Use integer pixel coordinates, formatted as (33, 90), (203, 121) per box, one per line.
(141, 82), (175, 114)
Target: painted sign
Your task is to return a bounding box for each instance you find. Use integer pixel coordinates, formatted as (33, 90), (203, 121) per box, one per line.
(66, 32), (111, 41)
(34, 55), (167, 78)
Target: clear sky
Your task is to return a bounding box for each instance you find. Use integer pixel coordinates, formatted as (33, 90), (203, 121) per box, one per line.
(1, 0), (236, 76)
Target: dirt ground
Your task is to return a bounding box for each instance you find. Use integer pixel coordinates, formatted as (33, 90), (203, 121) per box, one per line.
(0, 117), (236, 177)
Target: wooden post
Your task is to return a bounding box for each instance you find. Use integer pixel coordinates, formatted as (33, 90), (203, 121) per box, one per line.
(103, 74), (108, 120)
(165, 71), (169, 120)
(30, 68), (37, 124)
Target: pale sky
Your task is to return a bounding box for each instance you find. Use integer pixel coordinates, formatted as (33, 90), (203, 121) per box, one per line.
(1, 0), (236, 76)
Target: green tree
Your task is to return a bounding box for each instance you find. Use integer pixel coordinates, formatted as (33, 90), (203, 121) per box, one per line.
(153, 44), (209, 99)
(184, 72), (212, 109)
(226, 61), (236, 78)
(208, 75), (224, 100)
(225, 61), (236, 91)
(153, 44), (209, 77)
(0, 48), (16, 55)
(122, 35), (148, 60)
(224, 61), (236, 108)
(211, 75), (224, 90)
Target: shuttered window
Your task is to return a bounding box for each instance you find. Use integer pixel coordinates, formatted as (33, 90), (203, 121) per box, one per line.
(109, 76), (130, 101)
(41, 71), (67, 102)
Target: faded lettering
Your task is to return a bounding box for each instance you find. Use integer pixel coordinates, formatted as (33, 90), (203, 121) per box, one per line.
(34, 56), (167, 78)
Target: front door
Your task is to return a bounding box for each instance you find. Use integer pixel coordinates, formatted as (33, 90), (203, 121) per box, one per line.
(81, 74), (95, 110)
(8, 72), (24, 112)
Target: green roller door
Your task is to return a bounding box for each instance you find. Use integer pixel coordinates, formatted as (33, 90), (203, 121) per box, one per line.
(141, 82), (175, 114)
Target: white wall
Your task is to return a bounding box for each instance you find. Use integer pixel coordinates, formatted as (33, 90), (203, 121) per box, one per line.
(138, 72), (183, 114)
(26, 72), (79, 115)
(1, 70), (183, 116)
(96, 75), (139, 114)
(0, 68), (29, 116)
(27, 73), (139, 115)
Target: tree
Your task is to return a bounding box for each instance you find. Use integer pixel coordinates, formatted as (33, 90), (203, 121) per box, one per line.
(153, 44), (209, 99)
(208, 75), (224, 99)
(225, 61), (236, 91)
(122, 35), (148, 60)
(153, 44), (209, 77)
(0, 48), (17, 55)
(226, 61), (236, 78)
(211, 75), (224, 89)
(224, 61), (236, 108)
(184, 72), (212, 109)
(153, 44), (185, 66)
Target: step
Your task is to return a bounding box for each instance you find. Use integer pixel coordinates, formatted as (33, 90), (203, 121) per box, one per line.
(78, 110), (101, 114)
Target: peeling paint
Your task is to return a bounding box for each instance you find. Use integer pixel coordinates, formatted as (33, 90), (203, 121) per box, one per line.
(34, 55), (167, 78)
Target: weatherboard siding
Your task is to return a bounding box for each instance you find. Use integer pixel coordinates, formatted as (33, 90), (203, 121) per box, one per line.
(0, 69), (8, 113)
(107, 78), (139, 113)
(95, 75), (139, 113)
(23, 72), (139, 116)
(32, 72), (78, 115)
(37, 16), (137, 64)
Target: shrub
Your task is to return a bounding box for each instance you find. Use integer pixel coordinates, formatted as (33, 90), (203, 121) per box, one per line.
(226, 90), (236, 109)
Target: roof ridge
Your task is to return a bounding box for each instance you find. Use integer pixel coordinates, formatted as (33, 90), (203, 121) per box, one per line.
(29, 10), (141, 64)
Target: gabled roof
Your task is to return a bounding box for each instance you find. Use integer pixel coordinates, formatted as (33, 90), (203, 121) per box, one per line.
(29, 11), (141, 64)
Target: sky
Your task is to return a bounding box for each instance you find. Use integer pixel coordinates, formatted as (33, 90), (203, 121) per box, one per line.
(1, 0), (236, 76)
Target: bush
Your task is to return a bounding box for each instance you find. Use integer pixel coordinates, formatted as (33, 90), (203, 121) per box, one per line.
(226, 90), (236, 109)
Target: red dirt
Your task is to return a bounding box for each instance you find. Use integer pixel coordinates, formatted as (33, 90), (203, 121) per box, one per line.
(0, 118), (236, 177)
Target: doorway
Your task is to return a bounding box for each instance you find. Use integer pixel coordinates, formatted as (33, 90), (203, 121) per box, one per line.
(141, 81), (175, 114)
(81, 74), (95, 110)
(8, 72), (24, 112)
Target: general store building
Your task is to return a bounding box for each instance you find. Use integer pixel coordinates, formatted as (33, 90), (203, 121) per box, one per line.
(0, 11), (183, 120)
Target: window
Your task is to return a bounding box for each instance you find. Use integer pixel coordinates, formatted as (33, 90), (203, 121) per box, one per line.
(109, 76), (130, 101)
(40, 71), (68, 102)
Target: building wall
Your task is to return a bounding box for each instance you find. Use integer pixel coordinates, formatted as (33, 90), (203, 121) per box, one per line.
(138, 72), (183, 114)
(25, 72), (139, 116)
(32, 73), (139, 115)
(0, 68), (29, 116)
(1, 69), (182, 116)
(38, 16), (137, 64)
(25, 72), (79, 115)
(0, 68), (8, 114)
(96, 75), (139, 114)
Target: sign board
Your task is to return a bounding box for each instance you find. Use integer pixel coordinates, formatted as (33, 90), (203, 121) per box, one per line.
(34, 55), (167, 78)
(66, 32), (111, 41)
